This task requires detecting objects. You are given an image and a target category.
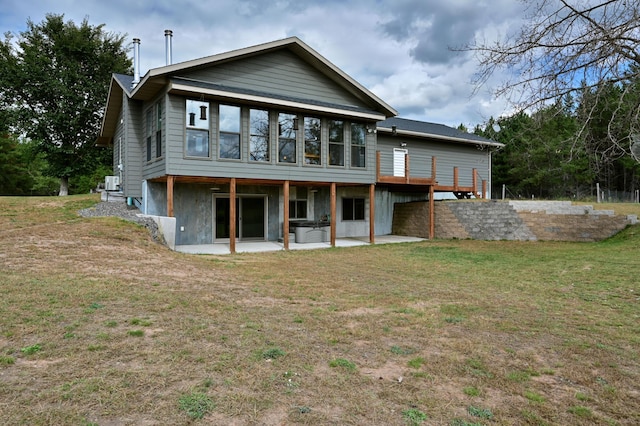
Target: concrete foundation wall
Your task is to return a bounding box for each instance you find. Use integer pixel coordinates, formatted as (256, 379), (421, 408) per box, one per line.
(393, 200), (636, 242)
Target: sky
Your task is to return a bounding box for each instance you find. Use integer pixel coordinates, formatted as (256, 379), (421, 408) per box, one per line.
(0, 0), (528, 128)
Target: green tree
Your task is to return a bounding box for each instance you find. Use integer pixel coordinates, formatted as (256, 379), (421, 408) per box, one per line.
(481, 99), (592, 199)
(0, 14), (131, 195)
(0, 131), (33, 195)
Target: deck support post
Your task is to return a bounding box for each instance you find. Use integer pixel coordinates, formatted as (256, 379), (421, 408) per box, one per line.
(369, 184), (375, 243)
(429, 184), (435, 239)
(167, 175), (175, 217)
(283, 181), (290, 250)
(330, 182), (336, 247)
(229, 178), (236, 254)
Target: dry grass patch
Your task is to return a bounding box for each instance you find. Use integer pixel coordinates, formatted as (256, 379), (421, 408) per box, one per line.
(0, 195), (639, 424)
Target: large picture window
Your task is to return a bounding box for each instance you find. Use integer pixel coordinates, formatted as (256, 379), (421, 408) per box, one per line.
(278, 113), (296, 163)
(250, 109), (269, 162)
(185, 100), (210, 157)
(219, 104), (241, 159)
(343, 197), (365, 221)
(350, 123), (366, 168)
(329, 120), (344, 166)
(304, 117), (321, 165)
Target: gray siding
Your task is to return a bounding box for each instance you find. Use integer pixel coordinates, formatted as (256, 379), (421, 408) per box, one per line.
(377, 134), (491, 187)
(164, 94), (377, 184)
(124, 98), (144, 197)
(142, 94), (168, 181)
(181, 50), (369, 109)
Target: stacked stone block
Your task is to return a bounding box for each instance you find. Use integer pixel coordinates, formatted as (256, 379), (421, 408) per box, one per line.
(391, 199), (636, 242)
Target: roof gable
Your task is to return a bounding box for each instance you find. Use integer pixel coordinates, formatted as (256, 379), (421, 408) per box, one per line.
(131, 37), (397, 118)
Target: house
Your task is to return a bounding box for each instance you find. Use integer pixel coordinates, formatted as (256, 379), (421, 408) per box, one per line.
(97, 35), (502, 253)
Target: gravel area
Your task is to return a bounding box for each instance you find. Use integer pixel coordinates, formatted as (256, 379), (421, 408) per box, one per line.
(79, 201), (163, 243)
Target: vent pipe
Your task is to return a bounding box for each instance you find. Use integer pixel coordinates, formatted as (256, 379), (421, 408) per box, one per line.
(165, 29), (173, 66)
(132, 38), (141, 88)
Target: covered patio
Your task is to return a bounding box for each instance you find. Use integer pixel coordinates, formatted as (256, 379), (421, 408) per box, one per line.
(175, 234), (424, 255)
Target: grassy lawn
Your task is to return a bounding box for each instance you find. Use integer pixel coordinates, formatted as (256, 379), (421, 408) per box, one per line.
(1, 194), (639, 425)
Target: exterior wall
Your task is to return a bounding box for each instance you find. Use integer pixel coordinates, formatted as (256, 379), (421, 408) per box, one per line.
(162, 93), (377, 184)
(141, 93), (169, 182)
(180, 49), (369, 109)
(124, 98), (144, 197)
(377, 134), (492, 187)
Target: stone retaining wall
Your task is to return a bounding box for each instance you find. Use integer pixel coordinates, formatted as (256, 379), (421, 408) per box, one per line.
(391, 200), (637, 242)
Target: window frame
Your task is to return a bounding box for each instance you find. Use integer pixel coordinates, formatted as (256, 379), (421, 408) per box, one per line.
(145, 109), (152, 162)
(304, 116), (322, 166)
(155, 102), (163, 158)
(185, 99), (211, 158)
(350, 122), (366, 168)
(328, 119), (345, 167)
(342, 197), (366, 221)
(249, 108), (270, 162)
(219, 104), (242, 160)
(278, 112), (297, 164)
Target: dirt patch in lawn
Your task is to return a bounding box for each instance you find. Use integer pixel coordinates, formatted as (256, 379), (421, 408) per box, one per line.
(1, 195), (639, 425)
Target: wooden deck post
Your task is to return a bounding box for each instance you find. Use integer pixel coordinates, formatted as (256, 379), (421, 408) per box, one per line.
(472, 168), (477, 197)
(405, 153), (410, 183)
(453, 167), (459, 192)
(429, 184), (435, 239)
(369, 184), (375, 243)
(167, 175), (175, 217)
(229, 178), (236, 254)
(330, 182), (336, 247)
(283, 181), (290, 250)
(431, 156), (437, 180)
(482, 179), (487, 200)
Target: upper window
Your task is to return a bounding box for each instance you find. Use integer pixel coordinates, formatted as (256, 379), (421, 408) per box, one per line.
(343, 197), (365, 221)
(146, 109), (152, 162)
(304, 117), (321, 165)
(278, 113), (296, 163)
(185, 100), (210, 157)
(250, 109), (270, 162)
(155, 102), (163, 158)
(329, 120), (344, 166)
(350, 123), (366, 168)
(219, 105), (241, 159)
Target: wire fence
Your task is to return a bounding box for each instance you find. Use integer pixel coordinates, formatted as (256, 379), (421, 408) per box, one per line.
(493, 184), (640, 203)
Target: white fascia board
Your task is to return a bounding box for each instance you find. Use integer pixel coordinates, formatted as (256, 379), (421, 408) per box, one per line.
(377, 127), (504, 148)
(170, 82), (387, 121)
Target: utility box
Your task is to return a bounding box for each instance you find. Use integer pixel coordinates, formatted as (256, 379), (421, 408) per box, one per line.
(105, 176), (120, 191)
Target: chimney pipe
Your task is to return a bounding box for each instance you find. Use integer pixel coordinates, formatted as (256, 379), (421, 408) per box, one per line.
(165, 29), (173, 66)
(132, 38), (141, 88)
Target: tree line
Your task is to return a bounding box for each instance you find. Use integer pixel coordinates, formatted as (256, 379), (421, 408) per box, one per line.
(475, 79), (640, 199)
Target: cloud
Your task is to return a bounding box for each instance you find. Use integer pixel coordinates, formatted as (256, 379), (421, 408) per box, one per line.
(0, 0), (527, 127)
